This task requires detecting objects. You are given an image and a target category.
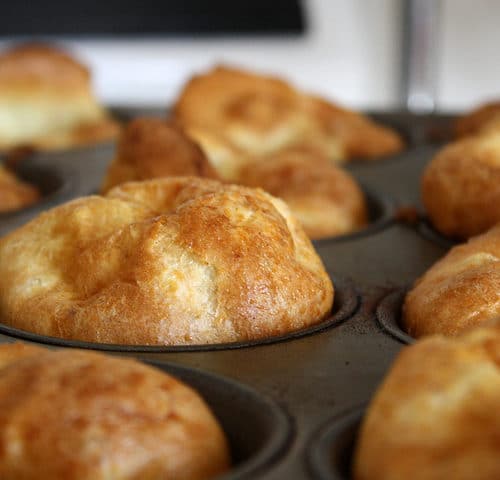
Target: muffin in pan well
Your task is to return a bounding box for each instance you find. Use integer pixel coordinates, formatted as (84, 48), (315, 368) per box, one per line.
(422, 130), (500, 239)
(0, 176), (333, 345)
(101, 117), (368, 240)
(354, 320), (500, 480)
(0, 43), (119, 152)
(0, 343), (229, 480)
(0, 163), (39, 213)
(237, 148), (368, 239)
(173, 65), (405, 164)
(101, 117), (219, 193)
(403, 222), (500, 338)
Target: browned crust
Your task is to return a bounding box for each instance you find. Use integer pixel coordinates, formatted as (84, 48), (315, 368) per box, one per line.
(403, 224), (500, 337)
(0, 344), (229, 479)
(0, 177), (333, 345)
(174, 65), (404, 163)
(237, 148), (368, 238)
(422, 133), (500, 239)
(0, 164), (40, 213)
(304, 96), (405, 159)
(0, 342), (46, 369)
(354, 324), (500, 480)
(101, 118), (219, 193)
(455, 101), (500, 138)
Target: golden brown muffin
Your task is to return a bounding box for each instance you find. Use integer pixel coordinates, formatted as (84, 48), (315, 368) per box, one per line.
(303, 96), (404, 159)
(101, 118), (219, 193)
(238, 148), (368, 239)
(0, 43), (119, 151)
(354, 323), (500, 480)
(0, 343), (229, 480)
(184, 125), (248, 181)
(174, 65), (404, 164)
(422, 131), (500, 239)
(455, 100), (500, 138)
(0, 164), (39, 213)
(0, 342), (46, 369)
(403, 223), (500, 337)
(0, 176), (333, 345)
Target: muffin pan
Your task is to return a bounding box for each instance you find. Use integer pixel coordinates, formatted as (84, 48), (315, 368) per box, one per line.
(0, 111), (458, 479)
(376, 288), (415, 345)
(307, 408), (364, 480)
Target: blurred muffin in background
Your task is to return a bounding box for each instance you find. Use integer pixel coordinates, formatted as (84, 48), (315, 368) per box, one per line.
(0, 163), (39, 213)
(184, 125), (247, 181)
(422, 130), (500, 239)
(102, 117), (368, 240)
(101, 117), (219, 193)
(455, 100), (500, 138)
(174, 65), (404, 164)
(238, 148), (368, 239)
(0, 43), (119, 152)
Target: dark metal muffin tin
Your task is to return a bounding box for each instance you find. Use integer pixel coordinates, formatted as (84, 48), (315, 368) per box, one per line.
(0, 111), (458, 479)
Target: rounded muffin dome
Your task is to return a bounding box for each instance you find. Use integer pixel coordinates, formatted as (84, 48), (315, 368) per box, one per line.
(101, 117), (219, 194)
(174, 65), (404, 163)
(0, 176), (333, 345)
(422, 131), (500, 239)
(0, 343), (229, 480)
(0, 42), (119, 151)
(354, 322), (500, 480)
(238, 148), (368, 239)
(403, 223), (500, 338)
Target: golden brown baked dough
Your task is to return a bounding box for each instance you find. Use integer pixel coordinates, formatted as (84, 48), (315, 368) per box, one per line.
(174, 66), (404, 164)
(184, 125), (248, 181)
(0, 43), (119, 151)
(354, 323), (500, 480)
(455, 100), (500, 138)
(102, 118), (367, 239)
(422, 131), (500, 239)
(0, 176), (333, 344)
(0, 343), (229, 479)
(238, 148), (368, 239)
(303, 96), (405, 159)
(403, 223), (500, 337)
(0, 342), (46, 369)
(101, 118), (219, 193)
(0, 164), (39, 213)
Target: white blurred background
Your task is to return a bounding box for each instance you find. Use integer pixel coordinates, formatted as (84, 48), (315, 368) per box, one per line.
(1, 0), (498, 111)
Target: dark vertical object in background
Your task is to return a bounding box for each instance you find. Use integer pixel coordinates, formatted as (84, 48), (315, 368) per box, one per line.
(0, 0), (305, 36)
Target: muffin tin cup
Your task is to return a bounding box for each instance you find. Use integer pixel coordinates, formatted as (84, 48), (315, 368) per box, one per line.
(307, 408), (364, 480)
(147, 360), (293, 480)
(0, 276), (359, 352)
(376, 288), (415, 345)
